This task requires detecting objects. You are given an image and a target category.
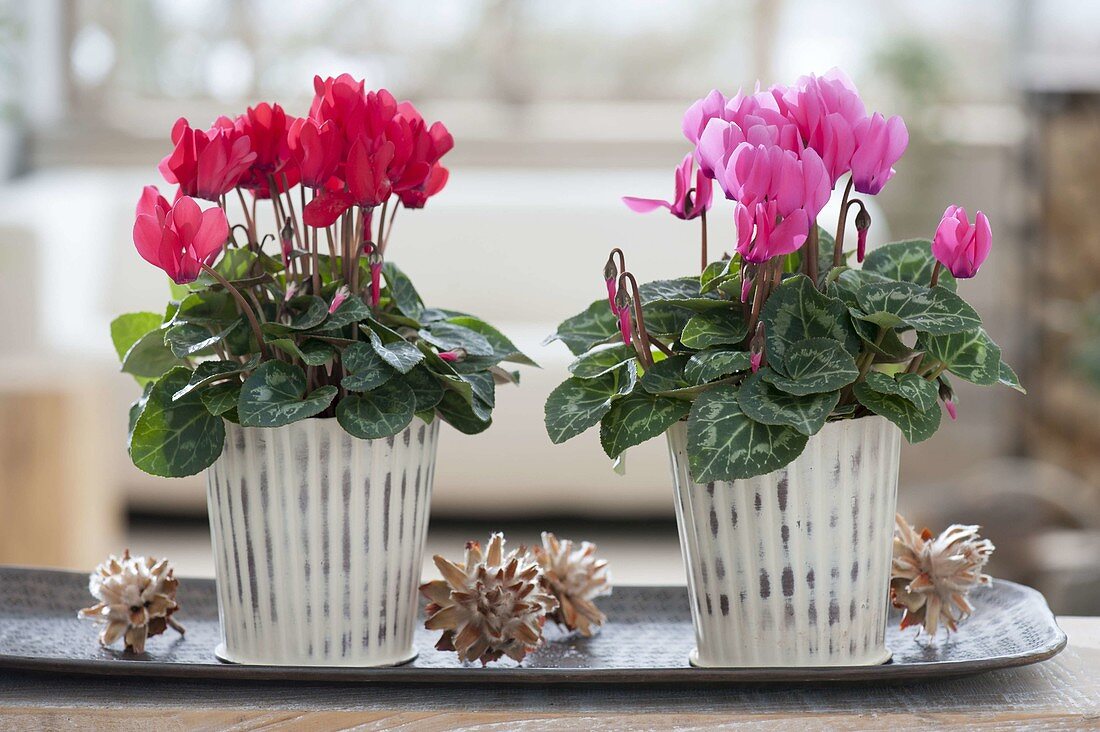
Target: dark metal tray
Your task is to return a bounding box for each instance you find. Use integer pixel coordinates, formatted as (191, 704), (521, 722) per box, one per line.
(0, 567), (1065, 683)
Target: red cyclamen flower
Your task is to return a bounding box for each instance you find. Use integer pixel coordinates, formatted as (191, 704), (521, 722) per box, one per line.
(622, 153), (713, 220)
(159, 118), (256, 202)
(235, 103), (301, 198)
(133, 186), (228, 284)
(932, 205), (991, 279)
(287, 117), (343, 189)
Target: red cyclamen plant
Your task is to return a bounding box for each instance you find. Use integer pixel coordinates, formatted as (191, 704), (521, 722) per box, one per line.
(116, 74), (533, 478)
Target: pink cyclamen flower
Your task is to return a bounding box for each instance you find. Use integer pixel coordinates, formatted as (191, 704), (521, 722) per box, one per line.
(329, 285), (350, 314)
(622, 153), (712, 220)
(437, 349), (467, 363)
(717, 143), (830, 221)
(782, 69), (866, 185)
(932, 205), (992, 279)
(735, 200), (810, 264)
(158, 118), (257, 202)
(750, 350), (763, 374)
(133, 186), (228, 284)
(850, 112), (908, 195)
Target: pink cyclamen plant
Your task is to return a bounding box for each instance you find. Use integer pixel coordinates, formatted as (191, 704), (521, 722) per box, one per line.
(932, 205), (992, 281)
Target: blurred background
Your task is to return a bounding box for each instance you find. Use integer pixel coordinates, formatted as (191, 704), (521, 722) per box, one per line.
(0, 0), (1098, 614)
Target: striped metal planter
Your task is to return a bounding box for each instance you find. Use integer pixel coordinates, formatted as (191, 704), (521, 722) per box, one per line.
(667, 415), (901, 668)
(205, 417), (439, 667)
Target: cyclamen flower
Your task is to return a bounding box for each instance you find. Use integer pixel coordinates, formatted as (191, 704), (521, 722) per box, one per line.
(132, 186), (228, 284)
(782, 69), (866, 185)
(329, 285), (350, 314)
(622, 153), (712, 220)
(850, 112), (909, 195)
(234, 103), (300, 198)
(287, 117), (342, 189)
(159, 118), (257, 201)
(717, 143), (830, 221)
(932, 205), (992, 279)
(398, 164), (449, 209)
(735, 200), (810, 264)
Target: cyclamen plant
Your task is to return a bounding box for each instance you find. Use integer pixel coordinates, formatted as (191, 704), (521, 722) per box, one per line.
(545, 69), (1022, 482)
(115, 74), (534, 478)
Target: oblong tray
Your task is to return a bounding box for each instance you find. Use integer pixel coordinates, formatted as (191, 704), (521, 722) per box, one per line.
(0, 566), (1065, 683)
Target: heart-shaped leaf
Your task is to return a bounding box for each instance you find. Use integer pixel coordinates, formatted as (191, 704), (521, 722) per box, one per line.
(684, 350), (752, 385)
(862, 370), (938, 411)
(640, 354), (691, 393)
(341, 341), (396, 392)
(419, 321), (495, 357)
(238, 361), (338, 427)
(761, 274), (861, 363)
(569, 344), (637, 378)
(680, 309), (749, 349)
(382, 261), (425, 319)
(686, 386), (808, 482)
(200, 381), (241, 416)
(165, 320), (240, 358)
(402, 366), (446, 412)
(437, 389), (493, 435)
(544, 362), (636, 444)
(129, 367), (225, 477)
(336, 379), (415, 439)
(447, 316), (538, 366)
(111, 312), (164, 362)
(262, 295), (329, 336)
(738, 370), (839, 436)
(917, 328), (1002, 385)
(764, 337), (858, 395)
(855, 281), (980, 335)
(854, 380), (940, 443)
(121, 328), (187, 380)
(364, 323), (424, 373)
(599, 391), (690, 459)
(862, 238), (957, 292)
(546, 299), (620, 356)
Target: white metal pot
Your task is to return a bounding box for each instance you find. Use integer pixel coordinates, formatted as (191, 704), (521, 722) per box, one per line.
(205, 417), (439, 666)
(667, 415), (901, 668)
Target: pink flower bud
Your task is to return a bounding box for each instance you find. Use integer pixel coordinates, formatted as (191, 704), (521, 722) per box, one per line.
(932, 205), (991, 279)
(855, 206), (871, 262)
(604, 258), (618, 313)
(749, 322), (766, 373)
(740, 263), (753, 303)
(615, 290), (634, 346)
(284, 281), (299, 301)
(369, 255), (383, 308)
(438, 348), (467, 362)
(750, 351), (763, 374)
(329, 285), (350, 314)
(944, 398), (958, 421)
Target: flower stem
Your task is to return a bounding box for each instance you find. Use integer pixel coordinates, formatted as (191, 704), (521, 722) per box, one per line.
(620, 271), (656, 368)
(929, 261), (942, 288)
(700, 209), (708, 273)
(805, 222), (819, 284)
(833, 176), (854, 267)
(201, 263), (267, 359)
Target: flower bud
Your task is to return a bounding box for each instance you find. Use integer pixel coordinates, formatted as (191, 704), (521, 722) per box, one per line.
(604, 259), (619, 313)
(368, 252), (384, 308)
(937, 378), (958, 420)
(284, 280), (299, 302)
(855, 205), (871, 262)
(614, 290), (633, 346)
(280, 218), (295, 268)
(749, 322), (766, 373)
(740, 263), (753, 303)
(329, 285), (350, 314)
(438, 348), (467, 363)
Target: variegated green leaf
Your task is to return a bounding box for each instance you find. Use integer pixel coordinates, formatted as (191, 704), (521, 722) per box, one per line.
(737, 370), (839, 436)
(680, 309), (749, 349)
(238, 361), (338, 427)
(336, 379), (415, 439)
(855, 281), (980, 335)
(862, 238), (957, 292)
(764, 337), (858, 395)
(854, 380), (940, 443)
(684, 350), (752, 385)
(639, 354), (691, 393)
(341, 341), (396, 392)
(129, 367), (225, 477)
(761, 275), (861, 363)
(599, 391), (690, 458)
(917, 328), (1001, 385)
(686, 386), (808, 482)
(544, 363), (636, 444)
(569, 344), (637, 378)
(998, 361), (1026, 393)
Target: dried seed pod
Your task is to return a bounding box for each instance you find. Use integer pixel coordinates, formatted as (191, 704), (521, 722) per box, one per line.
(78, 549), (184, 653)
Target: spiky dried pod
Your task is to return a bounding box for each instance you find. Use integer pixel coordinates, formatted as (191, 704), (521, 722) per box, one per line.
(78, 549), (185, 653)
(891, 514), (995, 635)
(533, 532), (612, 637)
(419, 533), (558, 665)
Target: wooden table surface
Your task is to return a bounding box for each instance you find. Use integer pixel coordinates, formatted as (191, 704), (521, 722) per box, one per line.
(0, 617), (1096, 731)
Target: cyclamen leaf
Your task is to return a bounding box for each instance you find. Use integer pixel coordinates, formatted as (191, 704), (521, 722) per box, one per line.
(402, 366), (446, 412)
(324, 294), (372, 329)
(382, 261), (425, 319)
(761, 275), (861, 363)
(998, 361), (1026, 394)
(862, 238), (957, 292)
(365, 326), (424, 373)
(861, 370), (938, 411)
(237, 361), (338, 427)
(854, 381), (940, 443)
(111, 312), (164, 362)
(569, 344), (637, 378)
(122, 328), (187, 380)
(419, 321), (495, 357)
(686, 386), (808, 482)
(764, 337), (858, 395)
(737, 370), (839, 436)
(341, 341), (396, 392)
(437, 389), (493, 435)
(447, 316), (538, 366)
(680, 309), (749, 349)
(129, 367), (225, 478)
(336, 379), (415, 439)
(917, 328), (1002, 385)
(855, 281), (980, 335)
(172, 358), (254, 401)
(547, 299), (620, 356)
(262, 295), (328, 336)
(544, 363), (636, 444)
(200, 381), (241, 416)
(164, 320), (240, 358)
(684, 350), (752, 385)
(639, 355), (691, 394)
(599, 391), (690, 459)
